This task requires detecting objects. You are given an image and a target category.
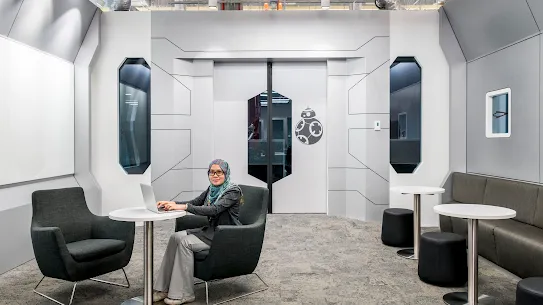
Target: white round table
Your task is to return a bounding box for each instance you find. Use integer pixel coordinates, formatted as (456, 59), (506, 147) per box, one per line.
(109, 208), (186, 305)
(390, 186), (445, 260)
(434, 204), (516, 305)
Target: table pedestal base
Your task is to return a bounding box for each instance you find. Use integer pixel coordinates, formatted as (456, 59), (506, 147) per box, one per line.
(121, 296), (144, 304)
(397, 248), (416, 260)
(443, 292), (498, 305)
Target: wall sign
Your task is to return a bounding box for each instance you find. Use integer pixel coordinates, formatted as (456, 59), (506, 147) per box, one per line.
(295, 107), (323, 145)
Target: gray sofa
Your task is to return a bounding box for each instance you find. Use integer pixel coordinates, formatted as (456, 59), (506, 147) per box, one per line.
(440, 172), (543, 279)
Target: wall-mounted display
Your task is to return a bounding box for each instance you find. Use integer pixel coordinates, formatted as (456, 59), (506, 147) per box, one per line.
(118, 58), (151, 174)
(390, 57), (421, 174)
(486, 88), (511, 138)
(248, 91), (292, 183)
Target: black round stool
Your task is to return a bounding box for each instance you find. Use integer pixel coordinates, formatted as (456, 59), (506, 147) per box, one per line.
(517, 277), (543, 305)
(381, 208), (414, 247)
(418, 232), (467, 287)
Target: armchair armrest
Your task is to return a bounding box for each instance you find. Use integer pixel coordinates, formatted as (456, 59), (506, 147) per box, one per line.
(91, 216), (135, 242)
(175, 215), (208, 232)
(31, 225), (72, 280)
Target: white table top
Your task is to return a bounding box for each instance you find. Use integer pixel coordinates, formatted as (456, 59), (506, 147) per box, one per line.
(109, 207), (186, 222)
(434, 204), (516, 220)
(390, 186), (445, 195)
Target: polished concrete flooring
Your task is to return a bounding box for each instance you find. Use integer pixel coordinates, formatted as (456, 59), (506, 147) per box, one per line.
(0, 214), (519, 305)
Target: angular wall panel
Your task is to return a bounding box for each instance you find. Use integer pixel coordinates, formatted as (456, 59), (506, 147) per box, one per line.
(444, 0), (539, 61)
(0, 0), (24, 36)
(466, 36), (540, 182)
(8, 0), (97, 62)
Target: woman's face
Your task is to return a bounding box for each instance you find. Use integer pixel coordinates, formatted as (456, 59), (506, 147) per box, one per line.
(209, 164), (225, 186)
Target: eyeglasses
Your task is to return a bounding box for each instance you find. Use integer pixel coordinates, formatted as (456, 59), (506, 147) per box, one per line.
(208, 170), (224, 177)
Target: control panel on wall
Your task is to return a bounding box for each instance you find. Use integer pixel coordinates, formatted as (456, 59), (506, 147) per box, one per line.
(374, 120), (381, 131)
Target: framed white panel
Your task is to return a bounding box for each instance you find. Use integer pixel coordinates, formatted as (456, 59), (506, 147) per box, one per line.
(213, 62), (267, 188)
(272, 62), (327, 214)
(485, 88), (511, 138)
(0, 36), (74, 186)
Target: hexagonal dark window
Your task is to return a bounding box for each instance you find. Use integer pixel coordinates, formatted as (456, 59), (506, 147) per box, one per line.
(248, 91), (292, 183)
(390, 57), (421, 174)
(119, 58), (151, 174)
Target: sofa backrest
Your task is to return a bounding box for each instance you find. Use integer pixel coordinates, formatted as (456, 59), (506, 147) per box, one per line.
(450, 172), (543, 228)
(452, 172), (487, 204)
(483, 177), (538, 225)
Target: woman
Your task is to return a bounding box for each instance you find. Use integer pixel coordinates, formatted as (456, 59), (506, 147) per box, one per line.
(153, 159), (243, 305)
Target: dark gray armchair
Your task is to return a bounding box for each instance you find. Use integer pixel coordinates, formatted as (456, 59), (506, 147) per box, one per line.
(175, 185), (269, 304)
(31, 187), (135, 305)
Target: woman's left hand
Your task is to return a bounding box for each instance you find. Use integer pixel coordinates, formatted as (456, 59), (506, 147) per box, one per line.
(163, 202), (187, 211)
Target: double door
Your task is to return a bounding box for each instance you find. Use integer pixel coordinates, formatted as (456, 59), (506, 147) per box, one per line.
(213, 61), (327, 213)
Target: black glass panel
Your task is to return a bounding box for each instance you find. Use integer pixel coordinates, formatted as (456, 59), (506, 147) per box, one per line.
(119, 58), (151, 174)
(390, 57), (421, 174)
(248, 91), (292, 183)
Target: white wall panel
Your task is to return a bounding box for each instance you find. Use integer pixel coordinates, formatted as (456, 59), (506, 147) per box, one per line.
(91, 12), (151, 214)
(213, 62), (268, 189)
(272, 62), (328, 214)
(0, 36), (74, 186)
(389, 11), (449, 227)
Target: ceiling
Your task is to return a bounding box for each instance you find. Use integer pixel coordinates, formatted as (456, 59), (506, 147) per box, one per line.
(89, 0), (442, 11)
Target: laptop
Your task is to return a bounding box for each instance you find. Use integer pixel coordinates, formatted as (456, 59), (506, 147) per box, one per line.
(140, 184), (178, 214)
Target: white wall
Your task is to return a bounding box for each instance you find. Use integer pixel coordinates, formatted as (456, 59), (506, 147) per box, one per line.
(0, 36), (75, 186)
(389, 11), (450, 227)
(91, 12), (151, 215)
(148, 11), (391, 220)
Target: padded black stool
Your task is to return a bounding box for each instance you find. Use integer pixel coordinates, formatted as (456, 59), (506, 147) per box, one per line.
(517, 277), (543, 305)
(418, 232), (467, 287)
(381, 208), (414, 247)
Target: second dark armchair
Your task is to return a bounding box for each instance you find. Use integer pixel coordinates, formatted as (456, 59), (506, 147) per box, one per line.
(175, 184), (269, 304)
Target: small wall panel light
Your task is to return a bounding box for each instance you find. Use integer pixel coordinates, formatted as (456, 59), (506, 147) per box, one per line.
(321, 0), (330, 9)
(209, 0), (218, 9)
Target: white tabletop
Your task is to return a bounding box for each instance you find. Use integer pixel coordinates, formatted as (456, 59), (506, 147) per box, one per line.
(434, 204), (516, 220)
(109, 207), (186, 222)
(390, 186), (445, 195)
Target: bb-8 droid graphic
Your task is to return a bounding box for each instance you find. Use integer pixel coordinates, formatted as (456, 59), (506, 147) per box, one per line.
(295, 107), (323, 145)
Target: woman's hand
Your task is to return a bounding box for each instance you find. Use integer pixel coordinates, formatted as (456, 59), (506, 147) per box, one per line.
(157, 201), (187, 211)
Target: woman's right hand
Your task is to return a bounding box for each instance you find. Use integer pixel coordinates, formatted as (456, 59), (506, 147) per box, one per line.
(157, 201), (175, 209)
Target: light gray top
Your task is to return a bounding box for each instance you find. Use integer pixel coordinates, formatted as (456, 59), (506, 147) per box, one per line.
(109, 207), (186, 222)
(390, 186), (445, 195)
(434, 204), (516, 220)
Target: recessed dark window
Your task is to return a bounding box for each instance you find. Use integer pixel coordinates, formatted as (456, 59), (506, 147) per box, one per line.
(390, 57), (421, 174)
(248, 91), (292, 183)
(119, 58), (151, 174)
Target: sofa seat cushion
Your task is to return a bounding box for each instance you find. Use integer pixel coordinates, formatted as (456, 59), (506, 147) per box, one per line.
(478, 219), (512, 264)
(444, 217), (508, 264)
(494, 221), (543, 278)
(67, 239), (126, 262)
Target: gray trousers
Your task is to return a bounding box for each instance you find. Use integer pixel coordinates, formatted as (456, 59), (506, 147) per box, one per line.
(154, 230), (210, 299)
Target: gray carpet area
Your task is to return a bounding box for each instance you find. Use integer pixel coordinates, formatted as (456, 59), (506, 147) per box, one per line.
(0, 214), (519, 305)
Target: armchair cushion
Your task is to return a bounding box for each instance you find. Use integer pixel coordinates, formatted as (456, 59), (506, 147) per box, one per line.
(66, 239), (126, 262)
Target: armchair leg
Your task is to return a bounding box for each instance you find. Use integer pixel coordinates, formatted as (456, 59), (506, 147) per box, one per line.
(34, 276), (78, 305)
(195, 273), (268, 305)
(90, 268), (130, 288)
(34, 269), (129, 305)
